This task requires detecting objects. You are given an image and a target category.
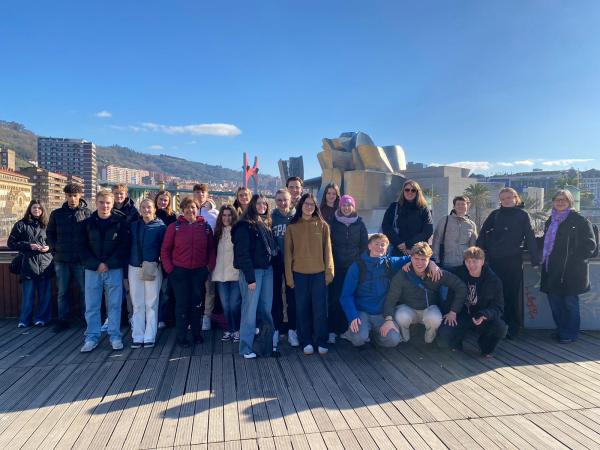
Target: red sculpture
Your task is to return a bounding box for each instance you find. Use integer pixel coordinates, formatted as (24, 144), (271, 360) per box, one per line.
(243, 152), (259, 191)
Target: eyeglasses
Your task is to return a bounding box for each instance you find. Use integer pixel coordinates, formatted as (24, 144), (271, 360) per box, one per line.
(404, 188), (417, 193)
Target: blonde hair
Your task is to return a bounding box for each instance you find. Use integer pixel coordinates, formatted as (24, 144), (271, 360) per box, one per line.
(112, 183), (128, 193)
(463, 246), (485, 261)
(368, 233), (389, 245)
(275, 188), (291, 198)
(96, 189), (114, 201)
(139, 198), (156, 210)
(499, 187), (522, 205)
(410, 241), (433, 258)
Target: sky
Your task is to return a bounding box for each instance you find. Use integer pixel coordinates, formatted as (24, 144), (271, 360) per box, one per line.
(2, 0), (600, 178)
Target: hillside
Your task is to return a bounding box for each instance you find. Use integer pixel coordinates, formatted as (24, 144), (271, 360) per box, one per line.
(0, 120), (278, 185)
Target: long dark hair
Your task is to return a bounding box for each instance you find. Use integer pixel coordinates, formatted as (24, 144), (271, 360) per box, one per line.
(241, 194), (272, 227)
(214, 204), (239, 242)
(319, 183), (340, 211)
(291, 193), (324, 224)
(22, 199), (48, 228)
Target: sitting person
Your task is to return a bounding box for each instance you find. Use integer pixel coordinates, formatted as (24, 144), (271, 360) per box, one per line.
(340, 234), (442, 347)
(437, 246), (507, 357)
(382, 242), (467, 344)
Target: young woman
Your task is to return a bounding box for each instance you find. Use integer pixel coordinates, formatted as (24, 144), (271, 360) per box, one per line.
(154, 190), (177, 226)
(319, 183), (340, 222)
(161, 196), (216, 347)
(432, 195), (478, 269)
(213, 204), (241, 342)
(476, 187), (540, 339)
(154, 190), (177, 328)
(285, 193), (334, 355)
(8, 200), (53, 328)
(539, 190), (596, 343)
(382, 180), (433, 257)
(232, 194), (277, 359)
(328, 195), (368, 343)
(128, 199), (166, 348)
(233, 187), (252, 215)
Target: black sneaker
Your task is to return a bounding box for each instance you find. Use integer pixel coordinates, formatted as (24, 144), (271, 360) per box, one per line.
(53, 320), (70, 333)
(131, 342), (143, 349)
(177, 339), (190, 348)
(194, 335), (204, 344)
(144, 342), (154, 348)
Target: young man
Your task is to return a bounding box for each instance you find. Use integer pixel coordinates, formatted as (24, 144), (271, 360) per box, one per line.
(382, 242), (467, 344)
(286, 177), (303, 208)
(271, 188), (298, 346)
(437, 247), (507, 357)
(47, 183), (91, 332)
(79, 190), (130, 352)
(112, 184), (140, 224)
(192, 183), (218, 330)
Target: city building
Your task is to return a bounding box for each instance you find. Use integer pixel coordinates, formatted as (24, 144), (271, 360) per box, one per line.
(0, 168), (33, 246)
(580, 169), (600, 208)
(99, 164), (151, 185)
(37, 137), (97, 201)
(0, 146), (16, 170)
(278, 156), (304, 185)
(19, 167), (69, 212)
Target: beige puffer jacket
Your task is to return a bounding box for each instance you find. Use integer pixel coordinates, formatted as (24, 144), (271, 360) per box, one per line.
(212, 226), (239, 282)
(432, 213), (478, 268)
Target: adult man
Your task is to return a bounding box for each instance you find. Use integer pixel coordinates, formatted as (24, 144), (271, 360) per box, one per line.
(382, 242), (467, 343)
(47, 183), (91, 332)
(193, 183), (218, 330)
(286, 177), (303, 208)
(437, 247), (507, 357)
(79, 190), (129, 352)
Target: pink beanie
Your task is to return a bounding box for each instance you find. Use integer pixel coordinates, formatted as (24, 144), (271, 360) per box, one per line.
(340, 195), (355, 208)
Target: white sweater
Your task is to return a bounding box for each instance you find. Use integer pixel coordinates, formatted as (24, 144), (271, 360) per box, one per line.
(212, 226), (239, 282)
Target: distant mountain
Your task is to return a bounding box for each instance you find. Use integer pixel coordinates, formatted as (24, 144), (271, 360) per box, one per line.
(0, 120), (279, 185)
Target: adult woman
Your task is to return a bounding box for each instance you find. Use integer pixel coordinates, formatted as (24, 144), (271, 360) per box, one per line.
(161, 196), (216, 347)
(540, 190), (596, 343)
(233, 187), (251, 214)
(432, 196), (478, 269)
(285, 193), (334, 355)
(213, 204), (241, 342)
(328, 195), (368, 343)
(154, 190), (176, 328)
(232, 194), (277, 359)
(319, 183), (340, 222)
(128, 199), (166, 348)
(8, 200), (53, 328)
(382, 180), (433, 257)
(476, 187), (540, 339)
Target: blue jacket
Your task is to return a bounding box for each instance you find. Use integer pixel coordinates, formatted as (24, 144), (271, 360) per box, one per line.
(129, 218), (166, 267)
(340, 252), (410, 321)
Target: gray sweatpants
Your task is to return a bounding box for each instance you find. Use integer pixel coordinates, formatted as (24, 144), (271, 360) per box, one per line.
(346, 312), (401, 348)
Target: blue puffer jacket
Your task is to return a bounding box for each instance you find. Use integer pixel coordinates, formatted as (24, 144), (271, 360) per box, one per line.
(129, 218), (166, 267)
(339, 252), (410, 321)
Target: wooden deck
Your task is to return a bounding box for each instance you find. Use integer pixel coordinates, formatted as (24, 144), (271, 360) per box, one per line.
(1, 321), (600, 449)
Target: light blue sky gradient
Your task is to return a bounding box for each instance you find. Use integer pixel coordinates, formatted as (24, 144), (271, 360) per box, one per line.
(2, 1), (599, 178)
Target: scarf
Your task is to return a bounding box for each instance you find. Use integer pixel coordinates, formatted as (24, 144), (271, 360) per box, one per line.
(542, 208), (571, 267)
(334, 210), (359, 227)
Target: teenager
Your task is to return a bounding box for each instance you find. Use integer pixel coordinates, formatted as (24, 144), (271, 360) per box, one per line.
(128, 199), (166, 348)
(47, 182), (91, 332)
(8, 200), (54, 328)
(286, 177), (304, 208)
(232, 194), (277, 359)
(154, 190), (176, 328)
(213, 204), (241, 342)
(233, 187), (252, 215)
(285, 193), (334, 355)
(319, 183), (340, 222)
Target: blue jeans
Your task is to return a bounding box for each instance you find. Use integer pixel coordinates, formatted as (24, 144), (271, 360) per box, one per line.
(239, 268), (274, 355)
(85, 268), (123, 343)
(20, 277), (52, 325)
(547, 294), (580, 341)
(217, 281), (241, 333)
(293, 272), (328, 348)
(55, 262), (86, 321)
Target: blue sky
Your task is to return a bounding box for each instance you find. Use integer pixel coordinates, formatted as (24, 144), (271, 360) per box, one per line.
(2, 1), (600, 178)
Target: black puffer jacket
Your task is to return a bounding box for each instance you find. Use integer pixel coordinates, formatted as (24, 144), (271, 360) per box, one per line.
(232, 219), (275, 285)
(79, 210), (130, 271)
(113, 197), (139, 225)
(450, 265), (504, 321)
(540, 211), (596, 296)
(156, 208), (177, 226)
(381, 201), (433, 256)
(329, 214), (368, 271)
(476, 206), (540, 264)
(8, 219), (53, 279)
(46, 199), (91, 263)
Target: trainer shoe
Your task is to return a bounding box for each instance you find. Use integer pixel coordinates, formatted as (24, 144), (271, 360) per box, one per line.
(144, 342), (155, 348)
(243, 352), (257, 359)
(202, 316), (211, 331)
(318, 346), (329, 355)
(131, 341), (143, 349)
(157, 321), (166, 329)
(233, 331), (240, 343)
(17, 322), (27, 328)
(111, 339), (124, 350)
(288, 329), (299, 347)
(303, 344), (314, 355)
(221, 331), (232, 342)
(273, 330), (280, 348)
(34, 321), (46, 327)
(80, 340), (98, 353)
(328, 333), (336, 344)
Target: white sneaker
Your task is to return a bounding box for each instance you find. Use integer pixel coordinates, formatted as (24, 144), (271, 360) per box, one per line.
(243, 352), (257, 359)
(255, 327), (260, 335)
(80, 340), (98, 353)
(424, 328), (437, 344)
(221, 331), (232, 342)
(111, 339), (124, 350)
(273, 331), (280, 348)
(202, 316), (211, 331)
(288, 329), (300, 347)
(318, 346), (329, 355)
(303, 344), (314, 355)
(328, 333), (337, 344)
(340, 330), (352, 341)
(233, 331), (240, 342)
(157, 321), (166, 329)
(100, 319), (109, 332)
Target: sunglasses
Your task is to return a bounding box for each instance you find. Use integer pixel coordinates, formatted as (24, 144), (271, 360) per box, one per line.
(404, 188), (417, 193)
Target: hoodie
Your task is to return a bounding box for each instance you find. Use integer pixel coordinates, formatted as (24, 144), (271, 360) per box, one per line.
(271, 207), (295, 256)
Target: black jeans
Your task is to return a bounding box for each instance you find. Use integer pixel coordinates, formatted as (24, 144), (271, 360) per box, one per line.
(489, 256), (522, 335)
(170, 266), (209, 343)
(271, 256), (296, 333)
(328, 267), (349, 335)
(294, 271), (328, 348)
(438, 311), (507, 355)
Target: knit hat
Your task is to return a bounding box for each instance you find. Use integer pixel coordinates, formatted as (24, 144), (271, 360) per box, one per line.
(340, 195), (355, 208)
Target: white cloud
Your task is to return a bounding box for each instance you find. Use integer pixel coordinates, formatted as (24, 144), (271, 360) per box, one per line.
(187, 140), (198, 145)
(147, 145), (164, 150)
(448, 161), (491, 171)
(95, 110), (112, 118)
(541, 158), (594, 166)
(514, 160), (535, 166)
(141, 122), (241, 136)
(497, 162), (514, 167)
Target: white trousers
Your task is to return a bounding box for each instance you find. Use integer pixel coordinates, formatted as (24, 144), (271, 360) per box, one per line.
(394, 304), (442, 343)
(128, 265), (163, 344)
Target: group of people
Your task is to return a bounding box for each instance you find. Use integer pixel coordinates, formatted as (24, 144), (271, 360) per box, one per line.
(8, 175), (597, 359)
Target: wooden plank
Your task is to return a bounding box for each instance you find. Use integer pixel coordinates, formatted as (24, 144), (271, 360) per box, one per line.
(222, 352), (241, 442)
(497, 415), (568, 449)
(335, 429), (362, 450)
(453, 419), (502, 449)
(240, 437), (259, 450)
(232, 352), (257, 441)
(410, 423), (447, 450)
(351, 428), (380, 450)
(191, 354), (215, 444)
(175, 356), (203, 447)
(255, 358), (289, 437)
(366, 426), (400, 449)
(526, 412), (600, 449)
(208, 340), (225, 444)
(271, 435), (293, 450)
(157, 356), (192, 448)
(427, 421), (484, 450)
(304, 431), (328, 450)
(244, 354), (274, 437)
(380, 425), (417, 450)
(395, 424), (432, 450)
(482, 417), (537, 450)
(320, 431), (345, 449)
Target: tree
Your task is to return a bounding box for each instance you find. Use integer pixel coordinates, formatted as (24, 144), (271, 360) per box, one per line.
(464, 183), (490, 230)
(520, 193), (548, 234)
